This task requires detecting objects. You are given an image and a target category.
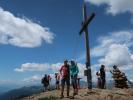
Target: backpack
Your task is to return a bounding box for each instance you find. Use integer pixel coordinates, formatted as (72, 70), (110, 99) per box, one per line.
(41, 77), (45, 84)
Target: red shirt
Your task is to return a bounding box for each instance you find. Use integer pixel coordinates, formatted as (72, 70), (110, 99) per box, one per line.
(60, 65), (69, 77)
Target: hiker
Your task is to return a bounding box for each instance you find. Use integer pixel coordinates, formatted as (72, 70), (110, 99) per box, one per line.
(60, 60), (70, 98)
(96, 71), (101, 88)
(47, 75), (52, 90)
(70, 60), (79, 97)
(100, 65), (106, 89)
(55, 73), (60, 90)
(41, 74), (49, 92)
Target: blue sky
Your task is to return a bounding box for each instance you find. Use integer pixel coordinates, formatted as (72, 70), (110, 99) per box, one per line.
(0, 0), (133, 87)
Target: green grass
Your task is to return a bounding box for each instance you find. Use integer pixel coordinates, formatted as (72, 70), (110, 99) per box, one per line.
(38, 95), (59, 100)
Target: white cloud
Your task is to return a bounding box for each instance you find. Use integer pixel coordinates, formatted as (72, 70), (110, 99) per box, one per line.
(23, 75), (42, 82)
(91, 30), (133, 57)
(15, 62), (87, 79)
(99, 44), (133, 67)
(51, 63), (62, 73)
(76, 52), (85, 62)
(91, 30), (133, 71)
(87, 0), (133, 15)
(86, 0), (107, 6)
(0, 7), (54, 48)
(14, 63), (50, 72)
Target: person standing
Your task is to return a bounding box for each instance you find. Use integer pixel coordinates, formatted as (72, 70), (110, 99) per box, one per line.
(96, 71), (101, 88)
(60, 60), (70, 98)
(41, 74), (49, 92)
(55, 73), (60, 90)
(100, 65), (106, 89)
(70, 60), (79, 96)
(47, 75), (52, 90)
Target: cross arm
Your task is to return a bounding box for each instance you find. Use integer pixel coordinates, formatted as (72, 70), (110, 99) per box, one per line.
(79, 13), (95, 35)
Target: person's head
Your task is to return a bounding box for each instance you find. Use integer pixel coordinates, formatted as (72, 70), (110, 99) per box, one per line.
(55, 73), (57, 75)
(113, 65), (117, 69)
(45, 74), (47, 77)
(101, 65), (105, 69)
(70, 60), (75, 65)
(64, 60), (68, 65)
(96, 72), (99, 76)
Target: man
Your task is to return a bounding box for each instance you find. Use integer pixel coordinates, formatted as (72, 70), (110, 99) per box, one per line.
(41, 74), (49, 92)
(60, 60), (70, 98)
(100, 65), (106, 89)
(70, 60), (79, 97)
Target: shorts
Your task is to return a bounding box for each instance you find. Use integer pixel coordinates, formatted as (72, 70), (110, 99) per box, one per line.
(56, 81), (59, 84)
(61, 77), (70, 86)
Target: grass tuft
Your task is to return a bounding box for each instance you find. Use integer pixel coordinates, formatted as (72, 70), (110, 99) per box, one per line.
(38, 95), (59, 100)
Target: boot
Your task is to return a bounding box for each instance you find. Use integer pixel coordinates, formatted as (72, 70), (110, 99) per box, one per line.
(60, 92), (64, 99)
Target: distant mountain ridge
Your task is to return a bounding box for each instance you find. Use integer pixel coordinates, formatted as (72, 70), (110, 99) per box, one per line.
(0, 86), (14, 94)
(0, 86), (43, 100)
(0, 81), (88, 100)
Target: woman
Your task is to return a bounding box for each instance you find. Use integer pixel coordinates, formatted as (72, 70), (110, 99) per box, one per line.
(55, 73), (60, 90)
(96, 71), (101, 88)
(70, 60), (79, 96)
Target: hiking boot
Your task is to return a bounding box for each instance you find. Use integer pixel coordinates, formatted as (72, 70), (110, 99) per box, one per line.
(73, 91), (78, 96)
(69, 96), (74, 99)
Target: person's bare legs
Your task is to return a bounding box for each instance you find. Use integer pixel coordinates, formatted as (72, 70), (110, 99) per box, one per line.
(60, 79), (64, 98)
(61, 85), (64, 96)
(66, 77), (70, 98)
(58, 84), (60, 90)
(67, 85), (69, 97)
(72, 76), (78, 96)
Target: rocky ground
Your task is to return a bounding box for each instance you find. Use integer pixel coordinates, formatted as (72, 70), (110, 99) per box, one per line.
(21, 88), (133, 100)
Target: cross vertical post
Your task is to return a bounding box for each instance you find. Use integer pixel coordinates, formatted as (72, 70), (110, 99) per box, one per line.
(79, 1), (95, 89)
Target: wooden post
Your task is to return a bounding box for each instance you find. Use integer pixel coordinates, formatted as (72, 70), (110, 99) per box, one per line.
(79, 1), (95, 89)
